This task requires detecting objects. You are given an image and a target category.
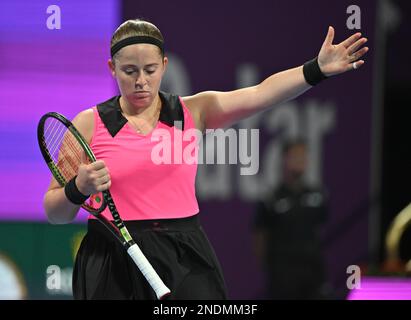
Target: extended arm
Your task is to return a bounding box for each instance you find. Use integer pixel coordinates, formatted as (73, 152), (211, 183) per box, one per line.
(184, 26), (369, 131)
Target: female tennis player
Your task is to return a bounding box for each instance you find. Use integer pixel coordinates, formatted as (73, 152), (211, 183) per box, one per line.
(43, 19), (368, 299)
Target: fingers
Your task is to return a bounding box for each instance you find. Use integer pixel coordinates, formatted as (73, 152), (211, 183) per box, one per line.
(89, 160), (106, 170)
(86, 172), (111, 193)
(347, 37), (368, 55)
(79, 160), (108, 177)
(91, 173), (105, 184)
(349, 46), (369, 62)
(344, 35), (368, 73)
(77, 159), (111, 194)
(96, 179), (111, 192)
(79, 160), (108, 179)
(93, 167), (109, 180)
(88, 161), (110, 190)
(324, 26), (335, 45)
(351, 60), (365, 71)
(340, 32), (362, 49)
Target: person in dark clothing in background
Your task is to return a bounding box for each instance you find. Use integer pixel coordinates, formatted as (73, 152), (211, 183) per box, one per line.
(253, 138), (331, 299)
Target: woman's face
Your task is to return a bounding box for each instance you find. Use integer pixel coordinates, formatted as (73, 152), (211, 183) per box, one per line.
(108, 43), (167, 109)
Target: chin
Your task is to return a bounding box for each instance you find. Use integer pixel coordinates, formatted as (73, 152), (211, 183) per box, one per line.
(127, 95), (153, 108)
(133, 99), (151, 108)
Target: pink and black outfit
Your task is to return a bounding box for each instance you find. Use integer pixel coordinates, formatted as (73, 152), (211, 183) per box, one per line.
(73, 92), (227, 299)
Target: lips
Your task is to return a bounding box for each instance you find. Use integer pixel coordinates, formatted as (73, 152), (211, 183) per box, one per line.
(134, 91), (150, 99)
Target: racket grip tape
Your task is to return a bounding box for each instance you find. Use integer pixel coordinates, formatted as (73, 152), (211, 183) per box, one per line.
(126, 244), (171, 299)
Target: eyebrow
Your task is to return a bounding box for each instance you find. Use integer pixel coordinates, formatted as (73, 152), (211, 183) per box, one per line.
(121, 63), (159, 68)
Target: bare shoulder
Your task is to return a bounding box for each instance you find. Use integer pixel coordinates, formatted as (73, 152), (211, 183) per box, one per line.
(71, 108), (95, 144)
(182, 91), (218, 108)
(181, 92), (219, 132)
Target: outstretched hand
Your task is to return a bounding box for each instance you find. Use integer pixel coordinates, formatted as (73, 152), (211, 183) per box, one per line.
(318, 26), (369, 77)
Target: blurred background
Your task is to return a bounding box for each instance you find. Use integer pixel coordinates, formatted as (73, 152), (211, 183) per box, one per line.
(0, 0), (410, 299)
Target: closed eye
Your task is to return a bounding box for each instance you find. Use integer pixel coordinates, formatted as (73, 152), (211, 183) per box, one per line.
(124, 69), (136, 75)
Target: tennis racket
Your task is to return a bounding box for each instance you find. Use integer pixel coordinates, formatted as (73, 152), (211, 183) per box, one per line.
(37, 112), (171, 300)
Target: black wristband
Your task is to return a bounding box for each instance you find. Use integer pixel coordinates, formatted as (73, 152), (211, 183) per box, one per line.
(64, 176), (90, 205)
(303, 57), (327, 86)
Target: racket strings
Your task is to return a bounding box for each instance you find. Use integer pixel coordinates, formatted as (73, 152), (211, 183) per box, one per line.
(43, 118), (83, 183)
(61, 133), (83, 175)
(46, 119), (66, 157)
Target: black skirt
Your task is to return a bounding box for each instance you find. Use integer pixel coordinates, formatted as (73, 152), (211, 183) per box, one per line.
(72, 214), (227, 300)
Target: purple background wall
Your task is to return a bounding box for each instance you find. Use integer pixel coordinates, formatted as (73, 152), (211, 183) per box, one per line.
(0, 0), (119, 219)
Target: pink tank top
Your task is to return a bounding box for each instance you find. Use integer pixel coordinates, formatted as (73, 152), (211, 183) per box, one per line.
(88, 92), (199, 221)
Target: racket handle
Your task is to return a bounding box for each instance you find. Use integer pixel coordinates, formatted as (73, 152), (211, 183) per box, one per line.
(126, 243), (171, 299)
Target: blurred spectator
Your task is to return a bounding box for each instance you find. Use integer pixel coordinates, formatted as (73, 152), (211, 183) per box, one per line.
(253, 138), (331, 299)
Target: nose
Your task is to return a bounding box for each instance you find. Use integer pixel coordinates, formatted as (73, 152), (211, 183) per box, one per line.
(135, 72), (147, 88)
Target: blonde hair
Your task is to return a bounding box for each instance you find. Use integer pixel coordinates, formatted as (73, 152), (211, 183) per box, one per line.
(110, 19), (164, 59)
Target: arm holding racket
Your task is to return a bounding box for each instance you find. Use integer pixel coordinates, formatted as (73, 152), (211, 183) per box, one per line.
(43, 109), (111, 224)
(44, 160), (111, 224)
